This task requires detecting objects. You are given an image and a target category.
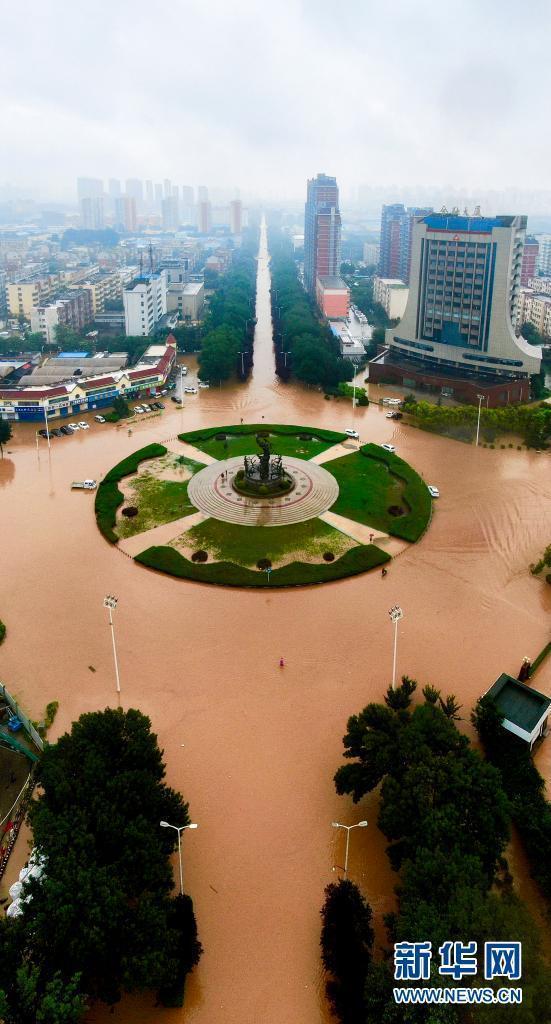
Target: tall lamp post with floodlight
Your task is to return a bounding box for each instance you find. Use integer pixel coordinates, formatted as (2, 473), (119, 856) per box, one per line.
(103, 595), (121, 705)
(331, 820), (368, 877)
(475, 394), (485, 447)
(388, 604), (403, 691)
(159, 821), (198, 895)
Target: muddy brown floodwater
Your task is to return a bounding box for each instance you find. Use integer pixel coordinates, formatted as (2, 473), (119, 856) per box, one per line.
(1, 219), (551, 1023)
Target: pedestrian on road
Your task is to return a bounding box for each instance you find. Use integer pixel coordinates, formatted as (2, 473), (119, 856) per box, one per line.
(381, 567), (387, 578)
(279, 657), (285, 668)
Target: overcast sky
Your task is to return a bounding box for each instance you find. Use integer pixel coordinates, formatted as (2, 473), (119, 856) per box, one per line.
(2, 0), (550, 203)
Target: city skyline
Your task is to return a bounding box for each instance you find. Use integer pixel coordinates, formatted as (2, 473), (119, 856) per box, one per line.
(2, 0), (551, 202)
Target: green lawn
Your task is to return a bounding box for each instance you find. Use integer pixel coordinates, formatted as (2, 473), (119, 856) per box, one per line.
(180, 423), (346, 461)
(95, 443), (168, 543)
(117, 477), (198, 538)
(135, 543), (389, 588)
(177, 517), (353, 567)
(326, 443), (432, 542)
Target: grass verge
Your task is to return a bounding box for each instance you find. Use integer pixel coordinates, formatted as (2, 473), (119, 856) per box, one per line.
(179, 423), (346, 461)
(95, 443), (167, 543)
(135, 543), (389, 587)
(327, 443), (431, 542)
(178, 517), (353, 567)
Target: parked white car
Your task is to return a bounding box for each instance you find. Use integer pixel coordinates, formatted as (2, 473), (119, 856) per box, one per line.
(94, 415), (106, 423)
(184, 386), (198, 394)
(134, 406), (145, 414)
(381, 443), (396, 453)
(428, 485), (440, 498)
(344, 428), (359, 439)
(198, 382), (210, 389)
(68, 422), (79, 431)
(78, 421), (90, 430)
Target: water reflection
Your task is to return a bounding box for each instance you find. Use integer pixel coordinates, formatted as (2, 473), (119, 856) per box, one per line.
(0, 458), (15, 487)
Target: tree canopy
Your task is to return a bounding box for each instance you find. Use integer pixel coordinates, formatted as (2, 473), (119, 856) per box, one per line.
(0, 708), (202, 1020)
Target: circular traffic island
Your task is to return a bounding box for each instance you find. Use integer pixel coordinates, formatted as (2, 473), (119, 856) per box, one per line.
(96, 425), (432, 587)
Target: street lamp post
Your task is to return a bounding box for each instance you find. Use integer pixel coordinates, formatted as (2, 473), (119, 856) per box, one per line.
(331, 820), (368, 877)
(388, 605), (404, 690)
(103, 595), (121, 704)
(159, 821), (198, 895)
(42, 402), (51, 450)
(238, 351), (246, 376)
(180, 364), (185, 407)
(475, 394), (485, 447)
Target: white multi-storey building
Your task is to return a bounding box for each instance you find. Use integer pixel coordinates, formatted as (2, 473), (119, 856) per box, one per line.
(373, 276), (409, 320)
(123, 271), (167, 336)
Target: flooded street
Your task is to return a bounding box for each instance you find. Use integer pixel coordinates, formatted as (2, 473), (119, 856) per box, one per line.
(1, 220), (551, 1023)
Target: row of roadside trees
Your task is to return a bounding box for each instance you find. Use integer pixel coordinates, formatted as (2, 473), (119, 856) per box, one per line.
(268, 230), (354, 389)
(320, 677), (551, 1022)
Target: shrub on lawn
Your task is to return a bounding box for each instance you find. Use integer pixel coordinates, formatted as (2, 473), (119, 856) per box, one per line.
(0, 619), (5, 645)
(122, 506), (139, 517)
(257, 558), (272, 570)
(323, 552), (335, 562)
(191, 550), (208, 562)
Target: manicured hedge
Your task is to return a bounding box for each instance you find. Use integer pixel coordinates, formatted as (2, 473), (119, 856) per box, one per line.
(0, 619), (5, 645)
(359, 443), (432, 542)
(135, 543), (389, 587)
(179, 424), (347, 445)
(95, 443), (167, 543)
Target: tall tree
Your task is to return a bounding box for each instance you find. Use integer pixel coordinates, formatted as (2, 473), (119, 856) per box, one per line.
(0, 419), (13, 457)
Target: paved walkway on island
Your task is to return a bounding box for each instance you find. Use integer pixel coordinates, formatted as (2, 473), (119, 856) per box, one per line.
(163, 438), (214, 464)
(117, 509), (207, 557)
(310, 441), (360, 465)
(319, 510), (408, 556)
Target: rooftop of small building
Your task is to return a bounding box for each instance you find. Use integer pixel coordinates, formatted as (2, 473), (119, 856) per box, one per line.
(376, 277), (408, 288)
(485, 673), (551, 733)
(317, 276), (348, 291)
(183, 282), (204, 295)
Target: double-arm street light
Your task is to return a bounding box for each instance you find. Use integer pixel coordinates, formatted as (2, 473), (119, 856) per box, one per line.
(103, 595), (121, 704)
(331, 820), (368, 876)
(159, 821), (198, 894)
(388, 604), (404, 691)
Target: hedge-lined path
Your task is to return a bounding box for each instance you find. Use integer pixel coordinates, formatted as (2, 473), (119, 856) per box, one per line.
(186, 455), (339, 527)
(117, 509), (208, 558)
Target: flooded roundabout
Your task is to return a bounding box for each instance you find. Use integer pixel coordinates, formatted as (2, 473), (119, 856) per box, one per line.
(1, 220), (551, 1023)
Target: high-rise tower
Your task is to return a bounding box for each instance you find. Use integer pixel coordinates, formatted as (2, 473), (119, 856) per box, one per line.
(303, 174), (341, 295)
(379, 204), (433, 284)
(370, 212), (542, 406)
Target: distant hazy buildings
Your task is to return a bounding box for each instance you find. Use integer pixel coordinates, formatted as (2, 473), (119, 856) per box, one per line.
(379, 203), (433, 284)
(521, 236), (539, 286)
(370, 212), (541, 406)
(125, 179), (143, 204)
(80, 196), (104, 230)
(230, 199), (243, 235)
(537, 236), (551, 277)
(197, 201), (212, 234)
(108, 178), (121, 199)
(162, 196), (180, 231)
(114, 196), (137, 233)
(363, 242), (380, 266)
(77, 177), (103, 201)
(373, 276), (409, 320)
(304, 173), (342, 296)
